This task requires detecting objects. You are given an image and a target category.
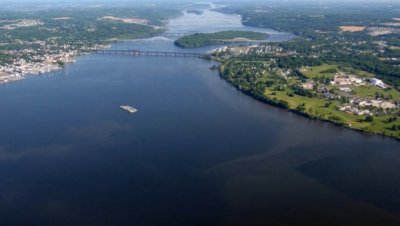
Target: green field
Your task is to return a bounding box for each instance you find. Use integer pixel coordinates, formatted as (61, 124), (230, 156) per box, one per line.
(353, 85), (400, 100)
(264, 88), (400, 139)
(300, 64), (338, 79)
(301, 64), (376, 80)
(341, 67), (375, 78)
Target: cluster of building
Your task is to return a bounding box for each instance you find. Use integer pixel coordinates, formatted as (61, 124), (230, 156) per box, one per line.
(360, 18), (400, 36)
(339, 99), (397, 116)
(99, 16), (149, 25)
(338, 105), (373, 116)
(368, 27), (400, 36)
(299, 82), (314, 90)
(0, 40), (99, 84)
(277, 68), (292, 77)
(333, 74), (397, 115)
(1, 19), (43, 30)
(331, 72), (388, 89)
(247, 45), (285, 55)
(296, 69), (398, 116)
(0, 51), (77, 84)
(0, 60), (59, 84)
(0, 29), (110, 84)
(331, 72), (365, 86)
(353, 99), (397, 109)
(213, 45), (287, 58)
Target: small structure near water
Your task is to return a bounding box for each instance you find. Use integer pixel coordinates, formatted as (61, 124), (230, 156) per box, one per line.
(120, 105), (138, 113)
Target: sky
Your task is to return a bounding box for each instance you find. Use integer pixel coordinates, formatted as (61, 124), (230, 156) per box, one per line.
(0, 0), (399, 9)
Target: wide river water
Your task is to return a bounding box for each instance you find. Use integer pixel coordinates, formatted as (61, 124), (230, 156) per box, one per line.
(0, 7), (399, 226)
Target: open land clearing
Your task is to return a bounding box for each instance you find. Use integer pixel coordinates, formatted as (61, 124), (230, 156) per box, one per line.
(99, 16), (149, 25)
(339, 26), (366, 32)
(53, 17), (72, 20)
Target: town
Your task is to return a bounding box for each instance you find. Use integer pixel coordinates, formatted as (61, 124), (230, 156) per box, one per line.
(0, 41), (104, 85)
(0, 8), (178, 85)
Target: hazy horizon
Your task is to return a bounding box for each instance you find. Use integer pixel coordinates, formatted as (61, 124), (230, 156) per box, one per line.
(1, 0), (399, 10)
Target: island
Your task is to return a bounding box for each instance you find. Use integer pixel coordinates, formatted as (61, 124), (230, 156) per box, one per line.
(174, 31), (268, 48)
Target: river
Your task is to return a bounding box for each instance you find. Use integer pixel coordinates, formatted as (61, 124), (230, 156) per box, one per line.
(0, 6), (399, 226)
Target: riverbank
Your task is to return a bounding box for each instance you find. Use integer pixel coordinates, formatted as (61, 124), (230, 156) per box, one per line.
(217, 60), (400, 141)
(0, 32), (168, 86)
(0, 6), (181, 86)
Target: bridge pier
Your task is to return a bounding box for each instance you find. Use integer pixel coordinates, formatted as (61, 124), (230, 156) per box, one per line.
(94, 49), (204, 58)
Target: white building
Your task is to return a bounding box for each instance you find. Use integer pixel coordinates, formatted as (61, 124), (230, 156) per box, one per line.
(369, 78), (387, 89)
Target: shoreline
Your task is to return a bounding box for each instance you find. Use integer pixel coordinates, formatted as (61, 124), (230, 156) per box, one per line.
(2, 6), (398, 141)
(1, 48), (98, 85)
(0, 32), (166, 86)
(204, 9), (400, 141)
(214, 62), (400, 142)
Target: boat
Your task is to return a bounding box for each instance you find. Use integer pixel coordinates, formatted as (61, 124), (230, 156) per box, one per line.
(120, 105), (138, 113)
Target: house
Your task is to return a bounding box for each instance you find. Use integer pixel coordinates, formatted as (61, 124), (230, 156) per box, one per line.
(299, 82), (314, 90)
(339, 87), (352, 92)
(349, 75), (363, 85)
(332, 76), (352, 86)
(317, 86), (328, 93)
(369, 78), (387, 89)
(338, 105), (373, 116)
(358, 99), (397, 109)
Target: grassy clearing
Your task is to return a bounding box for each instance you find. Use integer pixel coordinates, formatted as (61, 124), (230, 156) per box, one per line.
(301, 64), (375, 79)
(264, 87), (400, 139)
(300, 64), (338, 79)
(353, 85), (400, 100)
(341, 67), (375, 78)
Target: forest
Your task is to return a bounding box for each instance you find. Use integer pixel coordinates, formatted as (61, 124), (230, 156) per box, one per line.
(174, 31), (268, 48)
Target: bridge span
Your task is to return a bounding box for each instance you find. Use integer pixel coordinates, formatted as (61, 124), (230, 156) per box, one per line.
(157, 32), (188, 38)
(94, 49), (206, 58)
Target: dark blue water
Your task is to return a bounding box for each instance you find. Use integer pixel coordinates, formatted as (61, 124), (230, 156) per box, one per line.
(0, 7), (399, 226)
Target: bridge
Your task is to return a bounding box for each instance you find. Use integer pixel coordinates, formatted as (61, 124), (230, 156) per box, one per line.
(157, 32), (188, 38)
(94, 49), (206, 58)
(156, 31), (199, 38)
